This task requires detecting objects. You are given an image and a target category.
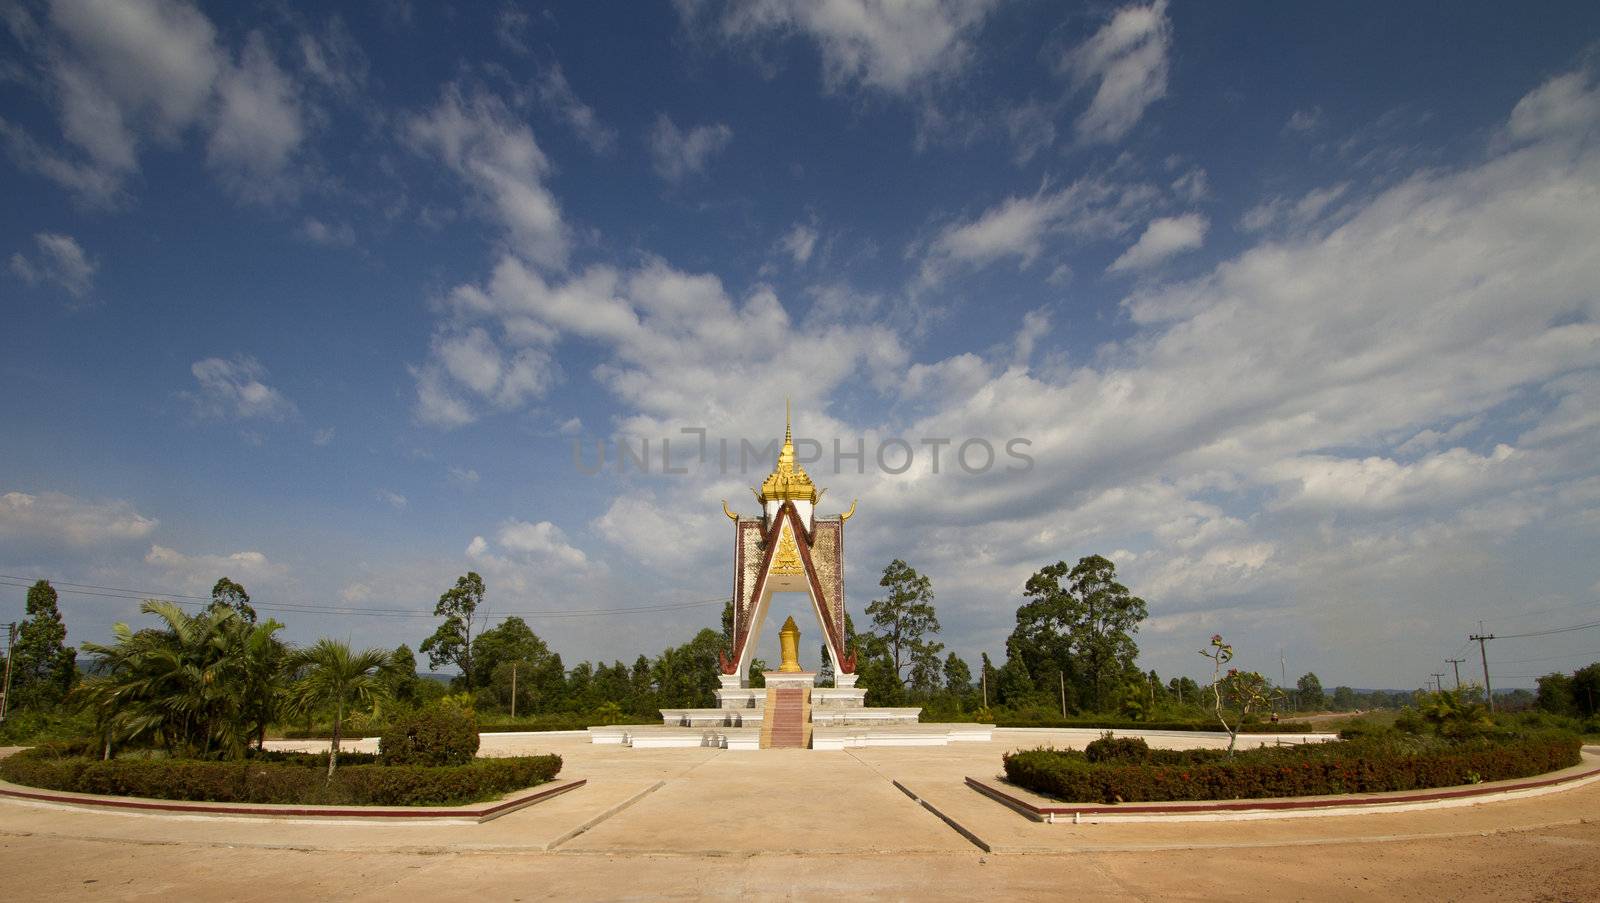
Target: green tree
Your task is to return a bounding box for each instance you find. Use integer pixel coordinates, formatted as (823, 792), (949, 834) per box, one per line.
(865, 559), (943, 687)
(420, 572), (485, 690)
(1331, 685), (1358, 711)
(470, 617), (554, 693)
(1296, 672), (1326, 711)
(289, 639), (392, 777)
(1008, 555), (1147, 712)
(209, 577), (256, 623)
(10, 580), (78, 709)
(76, 601), (286, 759)
(381, 644), (422, 708)
(942, 652), (972, 696)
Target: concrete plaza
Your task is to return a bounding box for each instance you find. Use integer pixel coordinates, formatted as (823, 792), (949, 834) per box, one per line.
(2, 729), (1597, 900)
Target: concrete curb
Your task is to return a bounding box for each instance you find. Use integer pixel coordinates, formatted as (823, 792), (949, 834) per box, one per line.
(891, 779), (991, 852)
(967, 754), (1600, 823)
(0, 776), (586, 823)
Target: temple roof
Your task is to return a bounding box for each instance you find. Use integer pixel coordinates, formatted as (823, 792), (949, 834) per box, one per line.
(757, 400), (819, 504)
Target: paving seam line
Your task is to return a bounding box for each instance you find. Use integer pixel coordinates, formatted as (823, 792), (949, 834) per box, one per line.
(890, 779), (992, 853)
(545, 780), (666, 851)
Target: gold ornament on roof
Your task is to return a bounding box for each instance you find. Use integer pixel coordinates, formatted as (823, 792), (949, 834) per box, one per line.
(771, 521), (804, 576)
(757, 398), (819, 504)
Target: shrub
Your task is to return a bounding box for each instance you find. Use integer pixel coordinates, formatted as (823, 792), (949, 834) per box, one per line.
(0, 748), (561, 807)
(1084, 733), (1151, 764)
(1002, 732), (1581, 804)
(379, 706), (480, 766)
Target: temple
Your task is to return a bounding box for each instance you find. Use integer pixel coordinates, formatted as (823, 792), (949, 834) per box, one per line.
(590, 404), (992, 750)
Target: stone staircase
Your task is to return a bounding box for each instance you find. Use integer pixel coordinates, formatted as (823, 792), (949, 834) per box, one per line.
(760, 686), (810, 748)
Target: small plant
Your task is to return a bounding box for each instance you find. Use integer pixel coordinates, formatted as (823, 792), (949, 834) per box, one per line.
(1198, 634), (1286, 755)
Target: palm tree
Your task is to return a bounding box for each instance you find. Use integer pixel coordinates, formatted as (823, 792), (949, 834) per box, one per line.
(75, 601), (287, 760)
(289, 639), (392, 777)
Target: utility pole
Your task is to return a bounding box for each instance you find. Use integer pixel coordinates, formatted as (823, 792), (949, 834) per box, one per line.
(1446, 658), (1466, 690)
(0, 622), (15, 723)
(1280, 649), (1290, 713)
(1059, 671), (1067, 718)
(982, 663), (988, 709)
(1470, 626), (1496, 712)
(511, 662), (518, 720)
(1430, 672), (1446, 694)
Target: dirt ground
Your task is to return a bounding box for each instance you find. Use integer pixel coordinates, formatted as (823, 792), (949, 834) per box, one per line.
(2, 729), (1595, 901)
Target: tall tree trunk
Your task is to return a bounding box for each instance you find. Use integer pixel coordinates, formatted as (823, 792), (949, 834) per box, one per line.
(327, 699), (343, 780)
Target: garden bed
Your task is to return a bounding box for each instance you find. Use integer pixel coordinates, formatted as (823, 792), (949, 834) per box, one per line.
(1002, 732), (1581, 804)
(0, 748), (562, 807)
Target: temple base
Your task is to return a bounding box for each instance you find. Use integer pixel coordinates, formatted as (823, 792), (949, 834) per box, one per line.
(591, 672), (992, 749)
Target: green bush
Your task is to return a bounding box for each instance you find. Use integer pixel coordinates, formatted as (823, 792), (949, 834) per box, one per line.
(0, 748), (562, 806)
(1084, 733), (1152, 764)
(379, 706), (480, 766)
(1002, 732), (1582, 804)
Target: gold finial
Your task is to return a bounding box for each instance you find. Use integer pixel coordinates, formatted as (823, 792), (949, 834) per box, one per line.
(757, 398), (818, 504)
(839, 499), (857, 522)
(722, 500), (739, 521)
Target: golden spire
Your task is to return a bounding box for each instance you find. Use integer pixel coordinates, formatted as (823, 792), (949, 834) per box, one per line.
(759, 398), (818, 504)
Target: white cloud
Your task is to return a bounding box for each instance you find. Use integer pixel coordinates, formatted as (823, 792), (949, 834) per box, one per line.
(187, 355), (298, 421)
(779, 222), (818, 264)
(1005, 101), (1058, 165)
(1170, 166), (1208, 202)
(693, 0), (1001, 95)
(496, 520), (589, 568)
(1061, 0), (1171, 144)
(448, 466), (480, 486)
(1285, 107), (1324, 134)
(311, 426), (336, 446)
(298, 217), (355, 248)
(412, 325), (557, 427)
(920, 177), (1155, 285)
(144, 543), (285, 594)
(0, 490), (158, 546)
(649, 114), (732, 183)
(9, 231), (97, 297)
(537, 63), (617, 153)
(374, 489), (408, 510)
(1240, 183), (1349, 233)
(206, 31), (305, 200)
(407, 83), (569, 270)
(2, 0), (307, 204)
(1267, 445), (1519, 513)
(1107, 212), (1207, 272)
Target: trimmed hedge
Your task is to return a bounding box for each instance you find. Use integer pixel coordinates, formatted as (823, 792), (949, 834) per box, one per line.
(0, 749), (562, 806)
(380, 707), (480, 767)
(1003, 732), (1582, 804)
(992, 717), (1317, 733)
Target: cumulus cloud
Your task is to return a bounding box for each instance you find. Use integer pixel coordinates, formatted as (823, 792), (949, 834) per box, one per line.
(144, 543), (285, 594)
(187, 355), (298, 421)
(1107, 212), (1207, 272)
(407, 83), (569, 270)
(1, 0), (307, 204)
(649, 114), (732, 183)
(0, 490), (158, 546)
(9, 232), (97, 297)
(688, 0), (1001, 95)
(1060, 0), (1171, 144)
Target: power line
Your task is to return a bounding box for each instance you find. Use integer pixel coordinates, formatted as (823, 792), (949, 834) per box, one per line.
(0, 574), (728, 620)
(1492, 620), (1600, 640)
(1488, 651), (1600, 666)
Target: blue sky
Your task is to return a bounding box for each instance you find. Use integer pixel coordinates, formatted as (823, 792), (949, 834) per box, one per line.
(3, 1), (1600, 689)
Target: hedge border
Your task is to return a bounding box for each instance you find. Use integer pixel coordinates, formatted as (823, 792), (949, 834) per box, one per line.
(1000, 733), (1582, 804)
(0, 749), (563, 808)
(970, 753), (1600, 819)
(0, 774), (586, 822)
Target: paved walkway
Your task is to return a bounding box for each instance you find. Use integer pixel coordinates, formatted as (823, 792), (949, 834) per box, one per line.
(2, 729), (1597, 900)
